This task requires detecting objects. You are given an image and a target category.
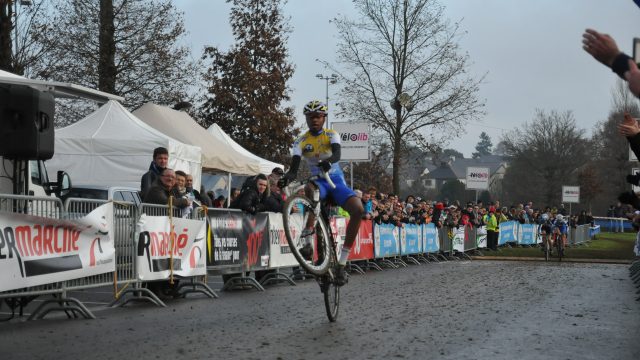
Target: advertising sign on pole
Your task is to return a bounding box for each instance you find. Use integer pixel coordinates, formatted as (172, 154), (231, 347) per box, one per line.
(465, 167), (490, 190)
(562, 186), (580, 204)
(331, 122), (370, 161)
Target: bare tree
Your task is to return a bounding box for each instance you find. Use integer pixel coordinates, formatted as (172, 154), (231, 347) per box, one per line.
(330, 0), (485, 194)
(589, 80), (640, 213)
(501, 110), (589, 207)
(27, 0), (198, 126)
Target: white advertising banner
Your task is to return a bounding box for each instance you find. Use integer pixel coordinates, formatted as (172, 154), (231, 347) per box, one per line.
(136, 215), (207, 281)
(562, 186), (580, 204)
(0, 203), (115, 292)
(331, 122), (370, 161)
(476, 226), (487, 248)
(452, 227), (465, 252)
(330, 217), (347, 259)
(267, 213), (298, 268)
(465, 167), (490, 190)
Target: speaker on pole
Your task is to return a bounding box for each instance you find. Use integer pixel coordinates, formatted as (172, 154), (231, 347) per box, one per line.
(0, 84), (55, 160)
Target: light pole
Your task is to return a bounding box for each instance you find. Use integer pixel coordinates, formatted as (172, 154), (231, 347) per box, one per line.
(315, 73), (338, 127)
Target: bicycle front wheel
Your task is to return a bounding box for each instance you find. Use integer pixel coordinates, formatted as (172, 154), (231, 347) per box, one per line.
(544, 238), (550, 262)
(282, 194), (332, 275)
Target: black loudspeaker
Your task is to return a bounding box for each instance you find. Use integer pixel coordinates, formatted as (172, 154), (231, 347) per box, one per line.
(0, 84), (55, 160)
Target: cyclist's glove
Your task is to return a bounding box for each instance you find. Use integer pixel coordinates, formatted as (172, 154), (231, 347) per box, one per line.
(627, 172), (640, 186)
(318, 160), (332, 173)
(278, 172), (296, 188)
(618, 191), (640, 209)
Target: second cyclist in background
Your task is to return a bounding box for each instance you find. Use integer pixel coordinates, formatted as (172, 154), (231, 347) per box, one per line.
(280, 100), (364, 286)
(552, 214), (568, 257)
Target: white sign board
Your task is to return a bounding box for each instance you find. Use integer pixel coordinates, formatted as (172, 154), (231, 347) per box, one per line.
(331, 122), (370, 161)
(465, 167), (490, 190)
(136, 215), (207, 281)
(0, 203), (115, 292)
(562, 186), (580, 204)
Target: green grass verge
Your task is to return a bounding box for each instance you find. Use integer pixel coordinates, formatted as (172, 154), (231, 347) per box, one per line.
(485, 232), (637, 260)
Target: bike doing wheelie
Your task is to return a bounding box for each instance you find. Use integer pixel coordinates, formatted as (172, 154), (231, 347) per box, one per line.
(282, 172), (342, 321)
(278, 99), (365, 322)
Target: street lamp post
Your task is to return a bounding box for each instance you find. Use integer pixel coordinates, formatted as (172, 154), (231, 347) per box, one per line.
(315, 73), (338, 127)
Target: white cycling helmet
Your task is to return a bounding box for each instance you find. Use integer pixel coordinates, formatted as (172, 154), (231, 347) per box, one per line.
(555, 214), (564, 221)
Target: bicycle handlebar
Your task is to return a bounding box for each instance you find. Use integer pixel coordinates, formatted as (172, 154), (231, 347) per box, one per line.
(321, 171), (336, 189)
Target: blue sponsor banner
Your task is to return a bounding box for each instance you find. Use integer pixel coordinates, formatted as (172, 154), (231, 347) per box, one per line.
(422, 223), (439, 253)
(498, 221), (518, 245)
(402, 223), (422, 255)
(374, 223), (399, 258)
(519, 224), (536, 245)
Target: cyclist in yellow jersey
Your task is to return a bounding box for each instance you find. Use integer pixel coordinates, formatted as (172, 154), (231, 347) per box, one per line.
(281, 100), (364, 286)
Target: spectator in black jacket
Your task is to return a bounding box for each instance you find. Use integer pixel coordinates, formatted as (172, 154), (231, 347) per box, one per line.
(231, 174), (280, 214)
(141, 147), (168, 200)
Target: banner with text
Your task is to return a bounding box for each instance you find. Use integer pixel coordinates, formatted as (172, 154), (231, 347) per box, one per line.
(401, 223), (422, 255)
(452, 226), (465, 252)
(331, 122), (370, 161)
(350, 220), (374, 261)
(267, 213), (298, 268)
(374, 222), (399, 258)
(136, 215), (207, 281)
(476, 226), (487, 248)
(207, 211), (270, 270)
(518, 224), (537, 245)
(422, 223), (440, 253)
(465, 167), (490, 190)
(0, 203), (115, 292)
(498, 221), (518, 245)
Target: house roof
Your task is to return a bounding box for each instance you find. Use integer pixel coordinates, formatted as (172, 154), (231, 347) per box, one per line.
(426, 155), (507, 180)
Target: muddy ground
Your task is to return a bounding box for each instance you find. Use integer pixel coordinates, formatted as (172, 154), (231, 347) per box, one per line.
(1, 260), (638, 360)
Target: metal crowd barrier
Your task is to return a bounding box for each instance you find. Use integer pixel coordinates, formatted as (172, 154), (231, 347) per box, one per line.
(568, 224), (591, 246)
(110, 203), (216, 306)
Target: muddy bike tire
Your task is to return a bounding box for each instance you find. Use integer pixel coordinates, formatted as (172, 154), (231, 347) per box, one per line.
(556, 234), (564, 262)
(322, 249), (340, 322)
(544, 237), (550, 262)
(282, 194), (332, 275)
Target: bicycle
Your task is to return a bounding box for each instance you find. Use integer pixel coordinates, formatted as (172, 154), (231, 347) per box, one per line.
(540, 230), (551, 261)
(281, 172), (341, 322)
(552, 228), (565, 262)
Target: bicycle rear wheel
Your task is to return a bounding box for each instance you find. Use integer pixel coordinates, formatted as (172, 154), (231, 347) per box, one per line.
(322, 249), (340, 322)
(282, 194), (332, 275)
(544, 237), (550, 262)
(556, 235), (563, 262)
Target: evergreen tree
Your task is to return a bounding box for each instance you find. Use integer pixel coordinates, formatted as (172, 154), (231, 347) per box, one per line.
(199, 0), (298, 164)
(472, 132), (493, 159)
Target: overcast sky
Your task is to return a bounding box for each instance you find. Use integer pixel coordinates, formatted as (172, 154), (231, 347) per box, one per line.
(175, 0), (640, 158)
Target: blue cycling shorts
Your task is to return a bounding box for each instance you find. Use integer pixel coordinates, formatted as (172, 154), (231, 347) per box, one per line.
(314, 174), (356, 207)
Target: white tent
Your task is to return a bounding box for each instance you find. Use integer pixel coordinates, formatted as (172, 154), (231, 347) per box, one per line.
(206, 123), (284, 175)
(47, 101), (202, 190)
(133, 103), (282, 175)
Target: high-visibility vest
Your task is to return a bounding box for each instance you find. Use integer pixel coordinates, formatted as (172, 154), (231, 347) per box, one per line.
(484, 214), (497, 231)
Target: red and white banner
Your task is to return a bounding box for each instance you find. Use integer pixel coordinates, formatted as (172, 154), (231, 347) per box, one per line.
(136, 215), (207, 281)
(350, 219), (374, 260)
(267, 213), (298, 268)
(330, 217), (374, 261)
(0, 203), (115, 292)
